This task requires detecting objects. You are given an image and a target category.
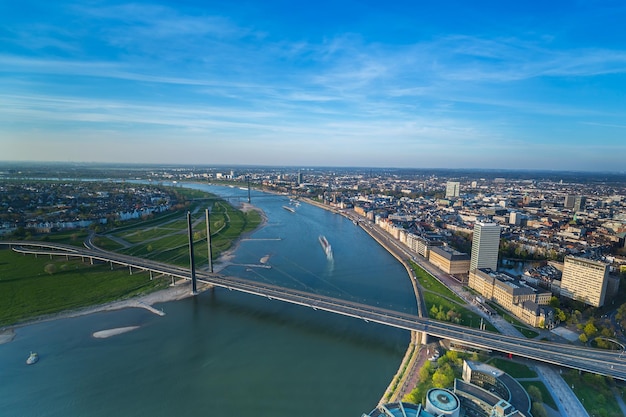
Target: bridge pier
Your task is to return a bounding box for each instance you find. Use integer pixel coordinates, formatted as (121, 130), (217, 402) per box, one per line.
(128, 265), (133, 275)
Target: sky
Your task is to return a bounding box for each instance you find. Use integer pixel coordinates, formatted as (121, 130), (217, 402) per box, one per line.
(2, 1), (626, 171)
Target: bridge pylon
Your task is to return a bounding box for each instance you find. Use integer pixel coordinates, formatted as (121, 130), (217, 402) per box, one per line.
(187, 211), (197, 295)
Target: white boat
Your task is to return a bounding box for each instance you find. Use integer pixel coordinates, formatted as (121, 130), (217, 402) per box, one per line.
(26, 352), (38, 365)
(282, 205), (295, 213)
(318, 235), (333, 259)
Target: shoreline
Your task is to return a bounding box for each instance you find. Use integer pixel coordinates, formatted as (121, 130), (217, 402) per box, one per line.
(300, 197), (423, 404)
(0, 193), (268, 345)
(0, 281), (199, 345)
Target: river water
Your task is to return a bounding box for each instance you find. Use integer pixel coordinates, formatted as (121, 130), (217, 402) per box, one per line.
(0, 184), (417, 417)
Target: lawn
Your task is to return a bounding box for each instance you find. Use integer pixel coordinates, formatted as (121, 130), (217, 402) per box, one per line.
(563, 370), (622, 417)
(0, 248), (168, 327)
(520, 380), (557, 409)
(410, 261), (497, 332)
(106, 197), (262, 267)
(487, 357), (538, 378)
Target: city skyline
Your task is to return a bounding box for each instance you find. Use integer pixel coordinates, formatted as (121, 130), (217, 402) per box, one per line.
(2, 1), (626, 171)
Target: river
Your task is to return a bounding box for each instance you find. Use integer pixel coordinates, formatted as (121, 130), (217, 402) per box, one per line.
(0, 184), (417, 417)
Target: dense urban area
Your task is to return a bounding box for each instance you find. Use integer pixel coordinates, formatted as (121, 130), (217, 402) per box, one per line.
(2, 162), (626, 417)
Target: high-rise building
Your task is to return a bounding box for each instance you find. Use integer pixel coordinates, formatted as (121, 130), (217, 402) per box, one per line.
(446, 181), (460, 198)
(561, 256), (610, 307)
(573, 196), (587, 212)
(470, 222), (501, 271)
(564, 195), (575, 209)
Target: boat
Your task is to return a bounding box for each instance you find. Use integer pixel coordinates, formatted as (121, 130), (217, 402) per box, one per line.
(282, 205), (295, 213)
(26, 352), (38, 365)
(318, 235), (333, 259)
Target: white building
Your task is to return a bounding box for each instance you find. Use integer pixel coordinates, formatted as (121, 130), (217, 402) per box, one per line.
(470, 222), (501, 272)
(446, 181), (460, 198)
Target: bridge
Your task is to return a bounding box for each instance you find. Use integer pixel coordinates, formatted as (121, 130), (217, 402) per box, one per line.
(2, 240), (625, 381)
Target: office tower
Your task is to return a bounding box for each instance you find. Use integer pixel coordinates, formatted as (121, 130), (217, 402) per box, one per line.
(470, 222), (501, 271)
(564, 195), (575, 209)
(446, 181), (460, 198)
(509, 212), (521, 225)
(561, 256), (609, 307)
(297, 171), (303, 185)
(573, 196), (586, 212)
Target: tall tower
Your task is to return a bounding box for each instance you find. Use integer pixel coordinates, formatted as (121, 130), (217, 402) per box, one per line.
(446, 181), (460, 198)
(470, 222), (501, 271)
(573, 196), (586, 212)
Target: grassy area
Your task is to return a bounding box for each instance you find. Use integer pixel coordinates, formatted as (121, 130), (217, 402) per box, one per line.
(520, 381), (557, 409)
(0, 248), (168, 327)
(410, 261), (464, 303)
(563, 370), (622, 417)
(410, 261), (497, 332)
(487, 357), (538, 378)
(33, 230), (91, 247)
(106, 196), (262, 267)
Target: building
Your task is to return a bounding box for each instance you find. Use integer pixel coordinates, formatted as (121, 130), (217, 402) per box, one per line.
(560, 256), (610, 307)
(468, 269), (553, 327)
(458, 360), (530, 417)
(446, 182), (460, 198)
(564, 195), (576, 209)
(470, 222), (501, 272)
(573, 195), (587, 212)
(509, 212), (522, 226)
(428, 246), (470, 281)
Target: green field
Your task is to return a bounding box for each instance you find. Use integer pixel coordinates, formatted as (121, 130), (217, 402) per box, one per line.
(0, 187), (262, 327)
(488, 357), (537, 378)
(104, 199), (262, 267)
(520, 380), (557, 409)
(410, 261), (498, 332)
(563, 370), (622, 417)
(0, 249), (168, 327)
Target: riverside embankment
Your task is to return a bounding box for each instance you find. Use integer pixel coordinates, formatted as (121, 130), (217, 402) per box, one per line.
(301, 197), (425, 404)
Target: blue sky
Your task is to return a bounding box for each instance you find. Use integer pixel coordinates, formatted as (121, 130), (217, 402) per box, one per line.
(2, 1), (626, 171)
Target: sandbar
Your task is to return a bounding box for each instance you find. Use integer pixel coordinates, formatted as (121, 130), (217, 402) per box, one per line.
(93, 326), (140, 339)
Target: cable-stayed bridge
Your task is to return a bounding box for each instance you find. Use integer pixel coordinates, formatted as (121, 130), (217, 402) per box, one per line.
(2, 240), (625, 381)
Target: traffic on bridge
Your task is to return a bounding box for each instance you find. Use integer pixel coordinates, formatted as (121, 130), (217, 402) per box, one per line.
(2, 240), (625, 381)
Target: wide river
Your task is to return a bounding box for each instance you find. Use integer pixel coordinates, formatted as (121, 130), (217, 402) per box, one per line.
(0, 184), (417, 417)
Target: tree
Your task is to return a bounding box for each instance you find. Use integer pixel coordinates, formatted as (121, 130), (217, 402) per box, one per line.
(583, 321), (598, 337)
(403, 387), (423, 405)
(419, 361), (432, 381)
(549, 296), (560, 308)
(531, 403), (548, 417)
(527, 385), (543, 403)
(432, 363), (455, 388)
(44, 263), (57, 275)
(579, 333), (588, 343)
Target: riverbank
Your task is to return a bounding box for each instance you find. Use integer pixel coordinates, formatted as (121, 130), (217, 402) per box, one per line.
(300, 197), (424, 404)
(0, 280), (209, 345)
